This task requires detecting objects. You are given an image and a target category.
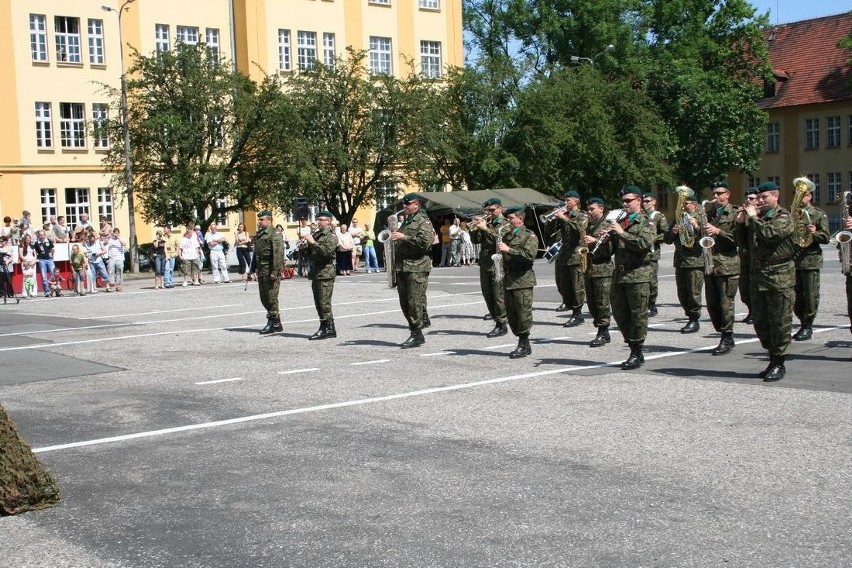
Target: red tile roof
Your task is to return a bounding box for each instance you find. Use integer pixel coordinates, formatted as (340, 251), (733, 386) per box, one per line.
(759, 11), (852, 110)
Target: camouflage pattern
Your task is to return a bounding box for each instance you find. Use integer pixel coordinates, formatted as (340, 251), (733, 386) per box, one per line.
(646, 210), (669, 305)
(501, 224), (538, 337)
(584, 215), (614, 328)
(735, 222), (752, 312)
(847, 274), (852, 331)
(552, 210), (587, 310)
(610, 211), (655, 343)
(306, 226), (338, 322)
(470, 215), (509, 324)
(793, 205), (830, 326)
(664, 211), (704, 319)
(395, 209), (434, 329)
(705, 203), (740, 333)
(253, 224), (284, 316)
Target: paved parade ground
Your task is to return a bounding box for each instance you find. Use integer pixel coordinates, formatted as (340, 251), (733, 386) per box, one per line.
(1, 252), (850, 567)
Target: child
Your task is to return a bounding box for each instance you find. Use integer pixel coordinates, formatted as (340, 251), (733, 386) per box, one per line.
(21, 260), (36, 299)
(48, 272), (64, 297)
(70, 243), (89, 296)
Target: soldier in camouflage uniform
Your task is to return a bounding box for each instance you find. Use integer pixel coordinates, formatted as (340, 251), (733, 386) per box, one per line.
(498, 206), (538, 359)
(736, 180), (796, 382)
(303, 211), (339, 340)
(609, 186), (656, 370)
(736, 188), (760, 324)
(792, 188), (830, 342)
(551, 190), (587, 326)
(582, 198), (614, 347)
(703, 181), (740, 355)
(252, 210), (285, 334)
(642, 192), (669, 317)
(391, 193), (435, 349)
(470, 198), (510, 338)
(844, 214), (852, 351)
(664, 190), (704, 334)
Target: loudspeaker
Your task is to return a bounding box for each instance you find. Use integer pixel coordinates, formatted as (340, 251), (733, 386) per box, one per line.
(292, 197), (310, 220)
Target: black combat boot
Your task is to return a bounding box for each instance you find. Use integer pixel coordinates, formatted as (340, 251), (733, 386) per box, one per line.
(259, 315), (278, 335)
(271, 315), (283, 333)
(763, 356), (786, 382)
(620, 342), (644, 370)
(712, 332), (735, 355)
(589, 326), (610, 348)
(400, 328), (425, 349)
(741, 312), (753, 324)
(555, 303), (569, 312)
(324, 319), (337, 339)
(422, 313), (432, 328)
(647, 303), (658, 317)
(680, 318), (700, 334)
(758, 356), (776, 379)
(509, 335), (532, 359)
(309, 321), (328, 340)
(562, 308), (585, 328)
(792, 325), (812, 341)
(486, 322), (509, 338)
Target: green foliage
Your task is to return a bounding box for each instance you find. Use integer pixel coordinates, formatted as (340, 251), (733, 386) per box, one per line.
(1, 404), (60, 515)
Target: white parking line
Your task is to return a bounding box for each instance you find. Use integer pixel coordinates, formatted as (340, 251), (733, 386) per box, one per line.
(277, 368), (320, 375)
(419, 351), (455, 357)
(93, 304), (241, 319)
(351, 359), (391, 366)
(196, 377), (243, 385)
(482, 343), (515, 350)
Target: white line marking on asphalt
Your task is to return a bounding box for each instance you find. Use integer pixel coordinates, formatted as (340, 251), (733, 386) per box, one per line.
(351, 359), (391, 366)
(196, 377), (243, 385)
(539, 335), (572, 342)
(482, 343), (515, 350)
(0, 322), (136, 337)
(647, 323), (666, 328)
(419, 351), (455, 357)
(92, 304), (240, 319)
(277, 368), (320, 375)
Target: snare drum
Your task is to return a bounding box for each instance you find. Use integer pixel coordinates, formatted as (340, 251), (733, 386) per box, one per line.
(543, 241), (562, 263)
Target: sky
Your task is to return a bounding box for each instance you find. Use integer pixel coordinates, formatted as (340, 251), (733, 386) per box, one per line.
(748, 0), (849, 25)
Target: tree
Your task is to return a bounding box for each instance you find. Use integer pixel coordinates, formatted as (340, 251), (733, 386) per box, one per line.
(102, 44), (291, 232)
(1, 404), (60, 515)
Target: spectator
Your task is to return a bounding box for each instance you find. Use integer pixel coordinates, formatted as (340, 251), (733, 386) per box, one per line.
(349, 218), (364, 271)
(19, 234), (36, 299)
(33, 229), (56, 298)
(106, 228), (127, 292)
(0, 235), (14, 298)
(152, 230), (166, 290)
(72, 212), (93, 242)
(336, 223), (354, 276)
(47, 272), (64, 297)
(163, 225), (179, 288)
(234, 222), (253, 284)
(449, 218), (463, 266)
(461, 223), (473, 266)
(52, 216), (70, 243)
(42, 223), (56, 243)
(179, 226), (201, 286)
(69, 243), (89, 296)
(361, 222), (379, 273)
(206, 222), (231, 284)
(19, 211), (35, 239)
(190, 222), (206, 284)
(84, 231), (110, 293)
(0, 217), (13, 242)
(439, 216), (452, 266)
(99, 217), (112, 237)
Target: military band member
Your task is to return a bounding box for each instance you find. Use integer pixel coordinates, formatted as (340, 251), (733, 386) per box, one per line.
(792, 188), (830, 341)
(665, 190), (704, 334)
(609, 186), (656, 369)
(470, 198), (510, 337)
(252, 210), (285, 334)
(304, 211), (338, 340)
(736, 188), (760, 324)
(642, 192), (669, 317)
(703, 181), (740, 355)
(844, 215), (852, 347)
(498, 206), (538, 359)
(582, 198), (614, 347)
(391, 193), (435, 349)
(552, 190), (587, 326)
(736, 180), (796, 381)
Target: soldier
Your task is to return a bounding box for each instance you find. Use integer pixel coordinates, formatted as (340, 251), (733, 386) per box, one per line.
(736, 180), (796, 381)
(609, 186), (656, 369)
(497, 206), (538, 359)
(792, 187), (830, 341)
(844, 214), (852, 354)
(470, 198), (510, 337)
(736, 188), (760, 324)
(582, 197), (614, 347)
(642, 192), (669, 316)
(390, 193), (435, 348)
(551, 190), (587, 326)
(665, 190), (704, 333)
(303, 211), (339, 340)
(703, 181), (740, 355)
(251, 210), (284, 334)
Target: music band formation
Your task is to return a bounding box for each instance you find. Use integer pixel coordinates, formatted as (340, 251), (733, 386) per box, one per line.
(250, 183), (852, 382)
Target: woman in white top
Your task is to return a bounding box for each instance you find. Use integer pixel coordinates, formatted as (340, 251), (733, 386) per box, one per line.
(179, 227), (201, 286)
(106, 228), (128, 291)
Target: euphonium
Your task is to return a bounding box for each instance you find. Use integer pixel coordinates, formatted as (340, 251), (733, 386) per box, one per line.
(791, 177), (815, 248)
(674, 185), (696, 248)
(831, 190), (852, 275)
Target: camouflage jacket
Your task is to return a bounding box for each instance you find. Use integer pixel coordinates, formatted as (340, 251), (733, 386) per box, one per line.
(501, 225), (538, 290)
(793, 205), (830, 270)
(744, 206), (796, 291)
(394, 209), (434, 273)
(553, 209), (588, 266)
(612, 211), (655, 284)
(646, 210), (669, 261)
(306, 227), (338, 280)
(585, 215), (613, 279)
(665, 211), (704, 269)
(470, 215), (510, 272)
(252, 225), (284, 274)
(706, 203), (740, 276)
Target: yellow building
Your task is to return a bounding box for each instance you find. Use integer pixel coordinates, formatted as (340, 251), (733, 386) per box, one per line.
(0, 0), (462, 243)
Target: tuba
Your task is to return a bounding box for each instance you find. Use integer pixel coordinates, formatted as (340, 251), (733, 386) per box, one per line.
(379, 209), (403, 288)
(674, 185), (696, 248)
(791, 177), (815, 248)
(830, 191), (852, 275)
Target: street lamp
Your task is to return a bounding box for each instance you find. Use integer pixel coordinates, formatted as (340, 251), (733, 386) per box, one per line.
(102, 0), (139, 273)
(570, 44), (615, 66)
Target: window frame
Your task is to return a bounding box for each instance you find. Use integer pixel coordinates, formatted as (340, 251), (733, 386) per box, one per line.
(765, 121), (780, 153)
(323, 32), (336, 68)
(155, 24), (170, 52)
(54, 16), (82, 63)
(805, 118), (819, 150)
(64, 188), (91, 227)
(40, 189), (58, 224)
(30, 14), (48, 62)
(297, 30), (318, 71)
(806, 173), (821, 204)
(59, 102), (87, 149)
(827, 172), (841, 203)
(97, 187), (114, 226)
(176, 25), (199, 46)
(369, 36), (393, 75)
(206, 28), (221, 61)
(91, 103), (110, 149)
(35, 102), (53, 148)
(827, 115), (841, 148)
(278, 29), (292, 72)
(88, 18), (105, 65)
(419, 0), (440, 9)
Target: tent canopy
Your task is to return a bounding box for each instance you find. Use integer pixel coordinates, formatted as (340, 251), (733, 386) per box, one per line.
(376, 188), (560, 223)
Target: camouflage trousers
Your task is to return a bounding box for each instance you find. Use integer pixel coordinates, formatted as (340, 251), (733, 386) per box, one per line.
(584, 275), (611, 328)
(257, 271), (280, 316)
(479, 268), (506, 324)
(311, 278), (335, 322)
(705, 274), (739, 333)
(397, 271), (429, 330)
(793, 269), (820, 326)
(648, 259), (660, 305)
(611, 281), (650, 343)
(738, 258), (751, 310)
(675, 267), (704, 319)
(751, 280), (793, 358)
(504, 286), (534, 337)
(555, 263), (585, 310)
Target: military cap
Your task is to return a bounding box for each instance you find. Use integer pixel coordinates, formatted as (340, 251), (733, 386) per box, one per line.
(504, 205), (525, 215)
(317, 210), (333, 219)
(711, 180), (729, 189)
(482, 197), (502, 207)
(619, 185), (643, 197)
(642, 192), (655, 199)
(757, 181), (779, 192)
(401, 192), (422, 203)
(563, 190), (581, 199)
(745, 186), (760, 195)
(587, 197), (605, 206)
(684, 192), (698, 202)
(257, 210), (273, 218)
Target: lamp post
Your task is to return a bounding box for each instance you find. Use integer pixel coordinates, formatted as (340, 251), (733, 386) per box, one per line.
(102, 0), (139, 273)
(570, 44), (615, 66)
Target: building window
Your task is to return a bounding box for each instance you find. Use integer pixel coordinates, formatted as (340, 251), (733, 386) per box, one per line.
(55, 16), (81, 63)
(97, 188), (113, 226)
(92, 103), (109, 149)
(805, 118), (819, 150)
(827, 172), (841, 203)
(278, 29), (292, 71)
(420, 40), (442, 79)
(369, 36), (392, 75)
(206, 28), (220, 60)
(765, 176), (780, 187)
(155, 24), (170, 52)
(323, 33), (336, 68)
(214, 198), (228, 226)
(30, 14), (48, 62)
(420, 0), (440, 9)
(88, 19), (105, 65)
(297, 31), (318, 71)
(827, 116), (841, 148)
(176, 26), (199, 46)
(374, 179), (399, 211)
(806, 173), (820, 204)
(210, 116), (224, 149)
(64, 188), (90, 226)
(369, 0), (392, 5)
(747, 177), (761, 191)
(35, 102), (53, 148)
(765, 122), (780, 153)
(657, 191), (668, 208)
(59, 102), (86, 148)
(40, 189), (57, 224)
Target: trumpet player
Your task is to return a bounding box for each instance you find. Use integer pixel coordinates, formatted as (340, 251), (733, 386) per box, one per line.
(642, 192), (669, 317)
(844, 214), (852, 342)
(664, 190), (704, 334)
(497, 206), (538, 359)
(702, 181), (740, 355)
(735, 188), (760, 324)
(470, 198), (510, 337)
(792, 186), (830, 341)
(582, 198), (614, 347)
(303, 211), (338, 340)
(551, 190), (587, 326)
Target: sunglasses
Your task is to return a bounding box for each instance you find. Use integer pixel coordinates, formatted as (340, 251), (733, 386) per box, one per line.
(713, 191), (729, 196)
(621, 197), (639, 203)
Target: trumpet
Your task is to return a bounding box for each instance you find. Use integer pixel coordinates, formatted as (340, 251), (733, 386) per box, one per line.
(377, 209), (404, 243)
(466, 212), (491, 230)
(539, 206), (568, 223)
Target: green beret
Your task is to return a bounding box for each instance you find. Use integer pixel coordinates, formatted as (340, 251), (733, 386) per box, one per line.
(563, 190), (580, 199)
(757, 181), (779, 192)
(711, 180), (729, 190)
(504, 205), (525, 215)
(401, 192), (422, 203)
(587, 197), (605, 206)
(619, 186), (643, 197)
(642, 192), (655, 199)
(482, 197), (502, 207)
(684, 193), (698, 202)
(257, 210), (272, 218)
(746, 187), (760, 195)
(317, 210), (333, 219)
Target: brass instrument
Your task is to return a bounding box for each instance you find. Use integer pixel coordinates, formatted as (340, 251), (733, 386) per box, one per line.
(539, 206), (568, 223)
(377, 209), (404, 244)
(577, 215), (589, 273)
(791, 177), (815, 248)
(379, 209), (404, 288)
(544, 241), (562, 263)
(831, 191), (852, 275)
(492, 224), (509, 282)
(697, 200), (715, 275)
(589, 209), (626, 255)
(674, 185), (696, 247)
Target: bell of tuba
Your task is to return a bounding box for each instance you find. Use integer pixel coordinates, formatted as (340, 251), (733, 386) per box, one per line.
(791, 177), (815, 248)
(380, 209), (404, 288)
(674, 185), (696, 248)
